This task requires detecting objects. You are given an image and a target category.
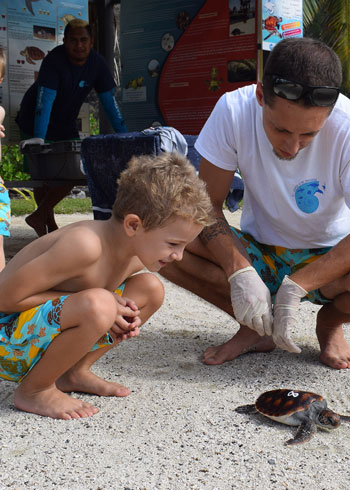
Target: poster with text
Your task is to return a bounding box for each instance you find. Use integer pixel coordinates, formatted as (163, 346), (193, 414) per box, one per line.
(120, 0), (258, 134)
(261, 0), (302, 51)
(1, 0), (88, 143)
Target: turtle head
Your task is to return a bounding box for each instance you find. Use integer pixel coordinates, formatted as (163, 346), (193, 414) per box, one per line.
(317, 409), (341, 429)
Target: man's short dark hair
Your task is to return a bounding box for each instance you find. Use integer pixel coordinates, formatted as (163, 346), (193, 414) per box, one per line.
(262, 38), (342, 107)
(64, 19), (92, 39)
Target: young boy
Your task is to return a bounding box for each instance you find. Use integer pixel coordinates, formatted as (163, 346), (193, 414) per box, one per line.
(0, 152), (214, 420)
(0, 47), (10, 270)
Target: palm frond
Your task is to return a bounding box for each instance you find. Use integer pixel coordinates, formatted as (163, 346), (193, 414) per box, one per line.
(303, 0), (350, 94)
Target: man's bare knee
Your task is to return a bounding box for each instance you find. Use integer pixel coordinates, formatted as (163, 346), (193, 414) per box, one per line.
(320, 272), (350, 300)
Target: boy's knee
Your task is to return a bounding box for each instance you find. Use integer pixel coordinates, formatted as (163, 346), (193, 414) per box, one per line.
(77, 288), (117, 328)
(145, 273), (165, 308)
(128, 273), (165, 309)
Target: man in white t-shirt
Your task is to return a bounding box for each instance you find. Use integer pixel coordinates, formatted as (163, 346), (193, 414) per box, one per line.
(160, 37), (350, 370)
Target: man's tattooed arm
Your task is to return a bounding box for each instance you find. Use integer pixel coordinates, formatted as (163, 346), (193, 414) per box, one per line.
(199, 216), (233, 246)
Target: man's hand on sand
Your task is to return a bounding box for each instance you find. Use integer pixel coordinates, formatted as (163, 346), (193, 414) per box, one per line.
(273, 275), (308, 353)
(228, 266), (273, 336)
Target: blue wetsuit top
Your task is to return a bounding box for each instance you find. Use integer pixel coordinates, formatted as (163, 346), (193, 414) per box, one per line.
(16, 44), (126, 140)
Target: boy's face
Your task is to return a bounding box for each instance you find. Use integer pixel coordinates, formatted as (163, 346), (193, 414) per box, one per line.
(135, 217), (203, 272)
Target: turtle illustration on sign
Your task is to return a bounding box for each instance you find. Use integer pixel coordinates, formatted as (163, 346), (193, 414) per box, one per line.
(60, 14), (78, 26)
(263, 16), (283, 40)
(20, 46), (45, 65)
(25, 0), (53, 16)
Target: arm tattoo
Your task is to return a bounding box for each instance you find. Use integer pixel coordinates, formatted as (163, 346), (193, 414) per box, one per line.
(199, 216), (233, 245)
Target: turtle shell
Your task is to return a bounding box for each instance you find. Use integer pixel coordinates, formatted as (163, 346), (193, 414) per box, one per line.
(26, 46), (45, 60)
(255, 389), (324, 418)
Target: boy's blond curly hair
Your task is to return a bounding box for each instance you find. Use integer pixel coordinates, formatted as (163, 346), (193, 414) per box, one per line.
(113, 152), (215, 229)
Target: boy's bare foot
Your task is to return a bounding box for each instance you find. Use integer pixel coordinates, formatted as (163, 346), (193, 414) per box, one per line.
(56, 369), (131, 397)
(14, 384), (98, 420)
(316, 323), (350, 369)
(25, 214), (47, 237)
(202, 325), (275, 365)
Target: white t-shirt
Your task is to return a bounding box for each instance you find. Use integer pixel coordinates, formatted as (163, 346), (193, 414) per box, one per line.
(195, 84), (350, 248)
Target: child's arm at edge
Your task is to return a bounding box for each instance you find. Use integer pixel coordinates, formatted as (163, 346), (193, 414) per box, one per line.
(0, 105), (5, 163)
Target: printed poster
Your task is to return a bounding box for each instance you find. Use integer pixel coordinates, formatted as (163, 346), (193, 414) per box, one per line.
(0, 0), (88, 143)
(120, 0), (258, 134)
(261, 0), (303, 51)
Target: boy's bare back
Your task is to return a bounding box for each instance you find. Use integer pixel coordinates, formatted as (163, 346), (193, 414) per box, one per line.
(0, 219), (143, 313)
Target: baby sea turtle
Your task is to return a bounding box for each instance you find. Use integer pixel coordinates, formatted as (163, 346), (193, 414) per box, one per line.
(235, 389), (350, 445)
(20, 46), (45, 65)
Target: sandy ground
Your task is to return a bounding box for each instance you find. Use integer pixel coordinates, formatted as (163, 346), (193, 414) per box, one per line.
(2, 211), (350, 489)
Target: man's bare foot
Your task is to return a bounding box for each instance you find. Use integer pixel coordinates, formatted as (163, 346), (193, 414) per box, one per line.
(14, 384), (98, 420)
(202, 325), (275, 365)
(317, 323), (350, 369)
(25, 213), (47, 237)
(56, 369), (131, 397)
(47, 215), (59, 233)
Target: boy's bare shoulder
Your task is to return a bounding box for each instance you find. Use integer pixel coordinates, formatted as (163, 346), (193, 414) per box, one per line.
(0, 105), (5, 123)
(57, 221), (104, 258)
(34, 220), (106, 269)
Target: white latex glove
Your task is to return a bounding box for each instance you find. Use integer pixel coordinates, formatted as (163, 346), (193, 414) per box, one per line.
(79, 159), (86, 175)
(228, 266), (273, 336)
(19, 138), (45, 151)
(273, 275), (308, 353)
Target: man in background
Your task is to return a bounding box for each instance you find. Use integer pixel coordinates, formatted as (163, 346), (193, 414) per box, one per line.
(16, 19), (127, 237)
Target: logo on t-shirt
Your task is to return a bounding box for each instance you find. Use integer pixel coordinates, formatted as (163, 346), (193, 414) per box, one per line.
(79, 80), (89, 88)
(294, 180), (325, 214)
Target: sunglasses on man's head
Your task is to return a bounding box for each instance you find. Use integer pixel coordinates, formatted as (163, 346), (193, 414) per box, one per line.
(268, 75), (340, 107)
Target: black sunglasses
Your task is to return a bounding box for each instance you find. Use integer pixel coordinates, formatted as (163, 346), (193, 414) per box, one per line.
(268, 76), (340, 107)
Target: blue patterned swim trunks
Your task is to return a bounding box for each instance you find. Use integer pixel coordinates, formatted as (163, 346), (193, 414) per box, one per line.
(0, 182), (10, 237)
(231, 227), (332, 305)
(0, 282), (127, 382)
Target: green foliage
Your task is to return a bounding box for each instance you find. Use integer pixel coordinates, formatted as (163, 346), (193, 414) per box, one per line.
(12, 188), (36, 208)
(55, 197), (92, 214)
(303, 0), (350, 96)
(89, 113), (100, 136)
(1, 144), (30, 181)
(10, 197), (92, 216)
(10, 197), (36, 216)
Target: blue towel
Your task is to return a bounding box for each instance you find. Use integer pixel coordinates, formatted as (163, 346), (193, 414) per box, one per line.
(81, 132), (161, 220)
(81, 132), (244, 220)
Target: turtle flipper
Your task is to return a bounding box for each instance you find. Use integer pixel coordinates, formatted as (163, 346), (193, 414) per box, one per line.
(286, 420), (317, 445)
(235, 404), (257, 414)
(25, 0), (35, 16)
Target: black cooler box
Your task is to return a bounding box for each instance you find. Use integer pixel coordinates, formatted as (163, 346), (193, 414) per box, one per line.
(21, 140), (85, 180)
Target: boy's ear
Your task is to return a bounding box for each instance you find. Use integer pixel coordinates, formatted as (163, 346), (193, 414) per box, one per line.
(124, 214), (143, 236)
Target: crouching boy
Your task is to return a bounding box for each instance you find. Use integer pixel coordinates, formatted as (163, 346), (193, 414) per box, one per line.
(0, 152), (214, 419)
